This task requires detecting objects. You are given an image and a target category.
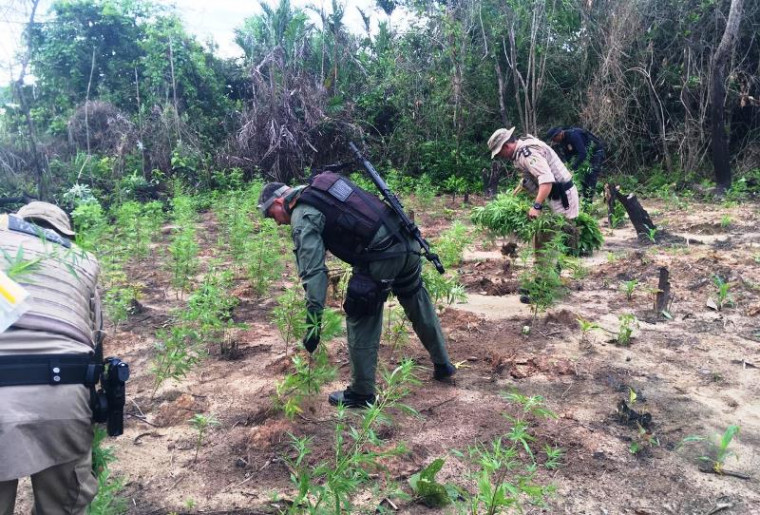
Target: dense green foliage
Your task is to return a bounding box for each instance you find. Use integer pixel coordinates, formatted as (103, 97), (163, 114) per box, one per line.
(1, 0), (759, 201)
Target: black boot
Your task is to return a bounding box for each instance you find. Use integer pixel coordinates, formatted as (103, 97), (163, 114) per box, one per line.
(433, 362), (457, 382)
(328, 388), (375, 408)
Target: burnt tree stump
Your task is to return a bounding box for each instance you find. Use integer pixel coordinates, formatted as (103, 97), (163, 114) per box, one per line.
(481, 161), (503, 198)
(604, 183), (616, 227)
(607, 184), (657, 241)
(654, 266), (672, 317)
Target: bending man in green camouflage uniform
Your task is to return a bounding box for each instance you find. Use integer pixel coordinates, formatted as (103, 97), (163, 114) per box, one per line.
(259, 172), (456, 408)
(0, 202), (102, 514)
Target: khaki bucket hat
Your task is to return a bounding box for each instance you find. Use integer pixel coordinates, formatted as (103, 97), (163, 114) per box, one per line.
(16, 201), (75, 237)
(487, 127), (516, 159)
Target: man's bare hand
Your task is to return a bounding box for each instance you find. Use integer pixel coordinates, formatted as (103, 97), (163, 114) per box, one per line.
(528, 207), (542, 219)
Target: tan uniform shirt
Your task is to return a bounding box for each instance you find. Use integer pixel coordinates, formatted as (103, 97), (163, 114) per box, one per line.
(0, 215), (101, 481)
(513, 136), (580, 219)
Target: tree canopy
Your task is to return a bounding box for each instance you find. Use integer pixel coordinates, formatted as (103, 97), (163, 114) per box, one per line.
(1, 0), (758, 198)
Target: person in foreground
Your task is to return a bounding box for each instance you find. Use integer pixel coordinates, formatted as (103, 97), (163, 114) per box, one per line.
(0, 202), (102, 514)
(259, 172), (457, 408)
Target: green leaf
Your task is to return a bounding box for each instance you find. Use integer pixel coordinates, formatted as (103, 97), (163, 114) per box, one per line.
(408, 458), (452, 507)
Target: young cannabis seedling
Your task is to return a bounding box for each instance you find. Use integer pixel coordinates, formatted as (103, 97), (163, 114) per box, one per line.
(681, 424), (741, 475)
(272, 284), (307, 356)
(543, 445), (564, 470)
(643, 225), (658, 243)
(720, 215), (732, 228)
(150, 326), (200, 399)
(245, 217), (284, 296)
(519, 230), (567, 322)
(188, 413), (221, 461)
(88, 426), (128, 515)
(383, 301), (410, 355)
(616, 314), (637, 346)
(462, 396), (557, 514)
(276, 346), (338, 419)
(629, 422), (659, 455)
(408, 458), (458, 508)
(712, 275), (734, 310)
(621, 279), (639, 301)
(577, 317), (601, 346)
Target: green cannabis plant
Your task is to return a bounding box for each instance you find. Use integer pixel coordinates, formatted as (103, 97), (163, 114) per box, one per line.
(87, 426), (127, 515)
(621, 279), (639, 301)
(276, 346), (338, 419)
(245, 217), (285, 296)
(519, 231), (567, 322)
(273, 283), (308, 356)
(616, 314), (637, 346)
(712, 275), (734, 310)
(434, 220), (472, 268)
(184, 265), (243, 357)
(282, 360), (420, 513)
(458, 392), (558, 514)
(188, 413), (221, 462)
(151, 326), (200, 399)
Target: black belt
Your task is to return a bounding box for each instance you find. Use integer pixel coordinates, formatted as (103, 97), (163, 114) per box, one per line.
(0, 354), (101, 387)
(549, 180), (575, 209)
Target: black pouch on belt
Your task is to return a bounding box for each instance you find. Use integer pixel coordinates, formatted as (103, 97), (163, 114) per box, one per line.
(549, 180), (574, 209)
(343, 271), (390, 318)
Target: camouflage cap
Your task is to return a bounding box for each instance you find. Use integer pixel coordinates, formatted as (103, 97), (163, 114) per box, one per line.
(487, 127), (516, 159)
(257, 182), (290, 217)
(16, 201), (75, 237)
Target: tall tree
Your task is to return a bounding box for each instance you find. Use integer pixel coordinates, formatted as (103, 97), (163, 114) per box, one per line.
(711, 0), (744, 192)
(13, 0), (45, 198)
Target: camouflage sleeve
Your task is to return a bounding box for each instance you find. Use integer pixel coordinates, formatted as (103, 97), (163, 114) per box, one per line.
(290, 205), (328, 313)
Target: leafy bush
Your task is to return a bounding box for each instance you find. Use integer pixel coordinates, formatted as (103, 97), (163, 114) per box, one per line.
(472, 194), (603, 256)
(573, 212), (604, 256)
(471, 194), (534, 241)
(434, 220), (471, 268)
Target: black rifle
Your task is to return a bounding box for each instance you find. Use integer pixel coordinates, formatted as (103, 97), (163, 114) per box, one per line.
(349, 141), (445, 274)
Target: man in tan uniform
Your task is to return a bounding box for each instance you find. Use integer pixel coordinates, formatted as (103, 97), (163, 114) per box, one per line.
(0, 202), (102, 514)
(488, 127), (579, 220)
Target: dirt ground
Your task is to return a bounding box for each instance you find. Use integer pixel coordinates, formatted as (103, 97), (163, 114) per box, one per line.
(14, 195), (760, 514)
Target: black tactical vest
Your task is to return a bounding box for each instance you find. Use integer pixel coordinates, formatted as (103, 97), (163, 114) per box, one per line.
(295, 172), (394, 264)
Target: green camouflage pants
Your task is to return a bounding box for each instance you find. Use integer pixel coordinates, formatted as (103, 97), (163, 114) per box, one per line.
(346, 232), (450, 396)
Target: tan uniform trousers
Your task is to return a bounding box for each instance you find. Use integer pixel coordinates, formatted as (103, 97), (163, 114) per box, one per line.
(0, 450), (97, 515)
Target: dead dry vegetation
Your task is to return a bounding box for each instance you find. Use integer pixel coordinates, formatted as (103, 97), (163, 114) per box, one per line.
(14, 195), (760, 515)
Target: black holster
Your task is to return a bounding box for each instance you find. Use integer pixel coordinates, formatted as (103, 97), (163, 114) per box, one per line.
(549, 180), (575, 209)
(343, 272), (391, 318)
(92, 357), (130, 437)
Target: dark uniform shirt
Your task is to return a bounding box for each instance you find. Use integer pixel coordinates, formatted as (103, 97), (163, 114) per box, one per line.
(558, 128), (605, 171)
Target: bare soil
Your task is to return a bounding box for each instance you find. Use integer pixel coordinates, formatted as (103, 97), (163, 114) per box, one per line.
(14, 196), (760, 514)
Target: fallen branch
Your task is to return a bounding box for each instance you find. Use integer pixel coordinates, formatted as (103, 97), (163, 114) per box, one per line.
(421, 396), (458, 413)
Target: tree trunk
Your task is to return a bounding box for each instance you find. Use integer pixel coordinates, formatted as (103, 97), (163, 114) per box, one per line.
(13, 0), (45, 199)
(711, 0), (743, 193)
(494, 59), (509, 127)
(610, 184), (657, 240)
